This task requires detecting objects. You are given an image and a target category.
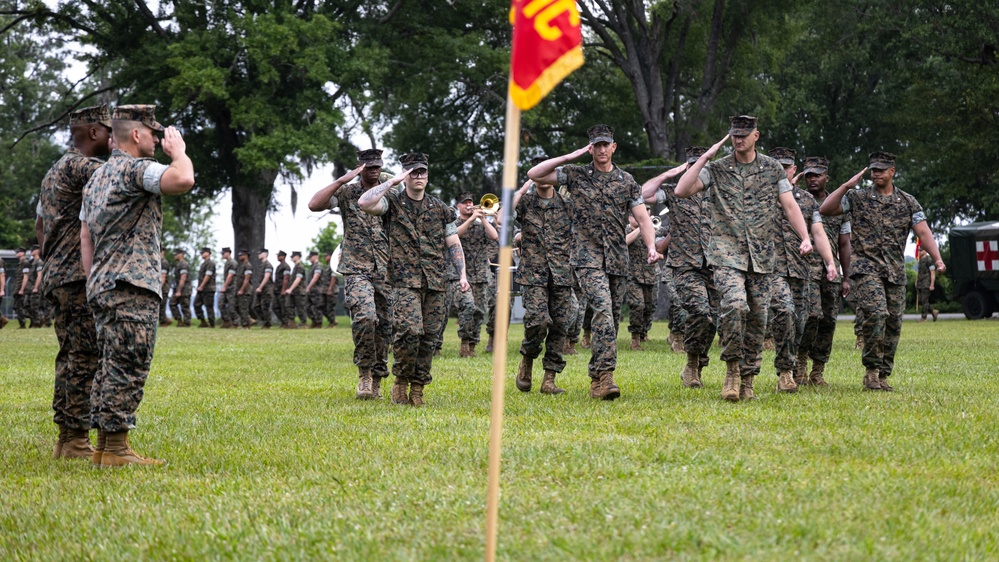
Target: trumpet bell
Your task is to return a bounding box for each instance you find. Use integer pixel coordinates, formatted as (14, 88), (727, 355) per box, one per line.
(651, 216), (662, 228)
(475, 193), (500, 215)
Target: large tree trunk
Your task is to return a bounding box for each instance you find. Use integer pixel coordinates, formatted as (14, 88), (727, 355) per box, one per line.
(231, 170), (278, 256)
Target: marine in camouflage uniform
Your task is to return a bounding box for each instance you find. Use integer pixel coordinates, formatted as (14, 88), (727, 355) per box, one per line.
(765, 148), (836, 393)
(916, 250), (937, 320)
(159, 250), (171, 325)
(38, 105), (110, 458)
(29, 246), (47, 327)
(284, 251), (308, 325)
(169, 249), (192, 326)
(273, 251), (291, 327)
(12, 248), (31, 328)
(512, 163), (574, 394)
(675, 116), (815, 402)
(80, 104), (195, 466)
(321, 251), (338, 327)
(235, 250), (254, 327)
(438, 220), (473, 355)
(642, 146), (718, 387)
(819, 151), (946, 391)
(217, 247), (237, 328)
(528, 125), (661, 400)
(359, 152), (468, 407)
(625, 216), (661, 349)
(308, 149), (393, 398)
(455, 192), (498, 356)
(798, 157), (853, 385)
(252, 249), (275, 328)
(193, 247), (216, 327)
(565, 270), (585, 351)
(305, 251), (324, 327)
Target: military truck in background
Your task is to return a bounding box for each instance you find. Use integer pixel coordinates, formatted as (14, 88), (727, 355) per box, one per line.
(949, 222), (999, 319)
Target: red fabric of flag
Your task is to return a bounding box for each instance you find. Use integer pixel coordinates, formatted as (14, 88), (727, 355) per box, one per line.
(915, 238), (921, 259)
(509, 0), (584, 110)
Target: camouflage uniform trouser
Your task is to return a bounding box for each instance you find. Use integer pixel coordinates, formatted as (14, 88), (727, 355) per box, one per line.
(236, 293), (253, 327)
(219, 291), (235, 324)
(437, 280), (463, 351)
(308, 291), (324, 323)
(32, 291), (49, 324)
(273, 289), (288, 323)
(771, 276), (808, 372)
(663, 267), (687, 334)
(520, 282), (573, 373)
(674, 267), (718, 366)
(566, 275), (586, 343)
(289, 292), (308, 324)
(344, 274), (392, 378)
(253, 290), (274, 327)
(13, 294), (29, 326)
(853, 274), (905, 379)
(800, 278), (841, 364)
(170, 293), (191, 324)
(626, 280), (658, 337)
(845, 286), (863, 337)
(324, 292), (338, 324)
(714, 266), (772, 378)
(193, 290), (215, 322)
(392, 287), (445, 385)
(457, 281), (488, 344)
(486, 270), (511, 339)
(576, 268), (626, 377)
(48, 281), (98, 430)
(918, 288), (932, 315)
(159, 287), (169, 323)
(90, 283), (158, 432)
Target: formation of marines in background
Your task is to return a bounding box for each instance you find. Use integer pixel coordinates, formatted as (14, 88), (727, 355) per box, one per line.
(15, 101), (947, 466)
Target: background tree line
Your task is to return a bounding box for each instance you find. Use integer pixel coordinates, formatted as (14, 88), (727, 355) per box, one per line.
(2, 0), (996, 252)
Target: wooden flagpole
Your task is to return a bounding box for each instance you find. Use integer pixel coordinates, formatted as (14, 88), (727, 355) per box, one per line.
(484, 88), (521, 562)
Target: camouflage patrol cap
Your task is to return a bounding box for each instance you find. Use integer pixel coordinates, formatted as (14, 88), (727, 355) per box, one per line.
(277, 250), (287, 257)
(530, 156), (548, 167)
(16, 247), (26, 253)
(69, 104), (112, 128)
(291, 251), (302, 258)
(238, 249), (249, 256)
(685, 146), (708, 165)
(803, 156), (830, 175)
(30, 244), (40, 251)
(869, 151), (896, 170)
(587, 124), (614, 144)
(308, 251), (318, 258)
(357, 149), (384, 168)
(174, 248), (185, 255)
(258, 248), (269, 254)
(113, 104), (165, 132)
(769, 147), (796, 167)
(457, 192), (474, 203)
(729, 115), (758, 136)
(222, 247), (232, 254)
(400, 152), (429, 171)
(200, 246), (211, 254)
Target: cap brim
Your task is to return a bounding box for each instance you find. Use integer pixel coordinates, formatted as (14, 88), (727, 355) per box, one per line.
(776, 158), (795, 166)
(869, 163), (893, 170)
(363, 160), (384, 168)
(404, 163), (429, 171)
(803, 167), (827, 175)
(589, 136), (614, 144)
(729, 128), (754, 136)
(149, 121), (165, 132)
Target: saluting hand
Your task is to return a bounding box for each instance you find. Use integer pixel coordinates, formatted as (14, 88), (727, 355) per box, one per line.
(846, 167), (868, 188)
(341, 164), (365, 183)
(703, 135), (731, 159)
(161, 126), (187, 158)
(573, 144), (593, 159)
(389, 168), (412, 186)
(792, 171), (804, 186)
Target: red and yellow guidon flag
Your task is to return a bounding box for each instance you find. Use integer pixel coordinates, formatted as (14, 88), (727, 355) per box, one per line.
(509, 0), (584, 110)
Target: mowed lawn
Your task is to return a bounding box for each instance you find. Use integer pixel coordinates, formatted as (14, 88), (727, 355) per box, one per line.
(2, 318), (998, 561)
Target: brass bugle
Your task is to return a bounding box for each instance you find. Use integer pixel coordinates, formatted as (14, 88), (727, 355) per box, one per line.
(651, 215), (662, 229)
(473, 193), (500, 215)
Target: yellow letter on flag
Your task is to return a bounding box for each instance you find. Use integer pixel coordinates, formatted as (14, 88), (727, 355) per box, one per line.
(509, 0), (584, 110)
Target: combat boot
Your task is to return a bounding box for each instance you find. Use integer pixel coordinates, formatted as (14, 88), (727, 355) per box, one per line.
(409, 383), (425, 407)
(516, 357), (533, 392)
(563, 340), (578, 355)
(722, 361), (740, 402)
(739, 375), (757, 401)
(596, 370), (621, 400)
(485, 335), (494, 353)
(640, 332), (647, 343)
(54, 427), (95, 460)
(0, 316), (8, 329)
(221, 320), (232, 329)
(18, 319), (27, 328)
(581, 330), (591, 348)
(433, 348), (442, 357)
(863, 367), (881, 391)
(795, 352), (809, 386)
(459, 340), (473, 357)
(356, 369), (374, 400)
(209, 318), (215, 328)
(390, 378), (409, 405)
(878, 375), (894, 392)
(630, 334), (642, 351)
(371, 376), (384, 399)
(809, 361), (829, 386)
(540, 370), (565, 394)
(468, 342), (478, 357)
(92, 430), (106, 465)
(919, 313), (927, 322)
(311, 320), (322, 329)
(932, 309), (939, 321)
(589, 377), (601, 399)
(99, 431), (164, 467)
(681, 353), (703, 388)
(670, 333), (685, 353)
(777, 370), (798, 393)
(198, 319), (209, 328)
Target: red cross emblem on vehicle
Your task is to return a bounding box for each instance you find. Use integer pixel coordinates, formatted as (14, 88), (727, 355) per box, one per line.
(977, 240), (999, 271)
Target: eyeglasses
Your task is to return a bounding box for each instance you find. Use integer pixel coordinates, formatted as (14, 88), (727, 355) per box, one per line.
(409, 170), (428, 178)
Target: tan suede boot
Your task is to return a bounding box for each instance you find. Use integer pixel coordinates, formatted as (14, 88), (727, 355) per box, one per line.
(722, 361), (740, 402)
(597, 371), (621, 400)
(809, 361), (829, 386)
(563, 340), (578, 355)
(739, 375), (757, 401)
(459, 341), (470, 357)
(540, 370), (565, 395)
(932, 309), (939, 322)
(681, 353), (702, 388)
(409, 383), (424, 407)
(919, 313), (927, 322)
(390, 378), (409, 405)
(371, 376), (384, 399)
(92, 430), (106, 465)
(878, 375), (894, 392)
(630, 334), (642, 351)
(863, 367), (881, 391)
(581, 330), (591, 348)
(777, 370), (798, 393)
(516, 357), (533, 392)
(99, 431), (164, 467)
(53, 425), (68, 459)
(468, 342), (477, 357)
(589, 377), (601, 399)
(356, 369), (374, 400)
(795, 352), (809, 386)
(55, 427), (95, 460)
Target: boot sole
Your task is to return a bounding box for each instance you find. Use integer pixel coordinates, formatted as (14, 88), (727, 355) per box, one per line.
(600, 388), (621, 400)
(516, 381), (532, 392)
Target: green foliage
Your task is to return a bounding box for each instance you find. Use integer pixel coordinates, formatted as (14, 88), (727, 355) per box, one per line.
(309, 220), (341, 256)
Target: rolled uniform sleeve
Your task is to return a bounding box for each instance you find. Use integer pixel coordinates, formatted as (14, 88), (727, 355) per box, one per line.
(778, 177), (792, 194)
(445, 221), (458, 237)
(840, 220), (851, 235)
(697, 167), (712, 188)
(141, 163), (169, 194)
(812, 210), (823, 224)
(840, 191), (853, 212)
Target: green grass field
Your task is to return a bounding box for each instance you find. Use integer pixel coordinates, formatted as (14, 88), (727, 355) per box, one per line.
(2, 318), (998, 560)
